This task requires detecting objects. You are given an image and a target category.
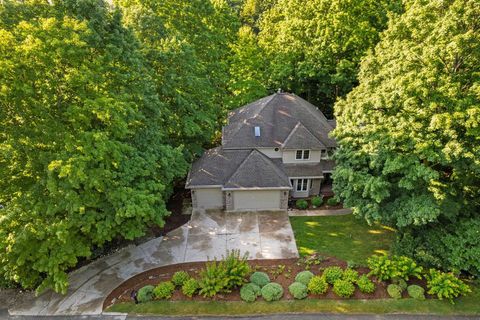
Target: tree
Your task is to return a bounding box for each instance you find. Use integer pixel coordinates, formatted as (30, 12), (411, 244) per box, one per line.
(333, 0), (480, 275)
(0, 0), (187, 293)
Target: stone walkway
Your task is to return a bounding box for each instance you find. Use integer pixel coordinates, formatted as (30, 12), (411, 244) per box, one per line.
(9, 210), (298, 316)
(288, 208), (352, 217)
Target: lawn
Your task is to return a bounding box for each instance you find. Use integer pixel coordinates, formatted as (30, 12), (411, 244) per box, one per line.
(289, 214), (395, 265)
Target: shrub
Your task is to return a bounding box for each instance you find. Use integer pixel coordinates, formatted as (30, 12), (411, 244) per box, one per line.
(333, 279), (355, 298)
(395, 256), (423, 280)
(182, 278), (199, 298)
(153, 281), (175, 299)
(392, 277), (408, 291)
(426, 269), (471, 303)
(323, 266), (344, 284)
(367, 255), (397, 281)
(137, 285), (155, 303)
(289, 282), (308, 299)
(307, 276), (328, 295)
(171, 271), (190, 287)
(357, 275), (376, 294)
(250, 271), (270, 288)
(342, 268), (359, 283)
(311, 196), (323, 207)
(327, 197), (339, 206)
(240, 283), (261, 302)
(296, 199), (308, 210)
(198, 260), (228, 297)
(295, 270), (314, 285)
(223, 250), (251, 289)
(387, 284), (402, 299)
(407, 284), (425, 300)
(261, 282), (284, 301)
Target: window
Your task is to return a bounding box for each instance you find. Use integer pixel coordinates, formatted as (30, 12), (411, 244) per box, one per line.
(295, 149), (310, 160)
(321, 149), (327, 159)
(296, 179), (309, 191)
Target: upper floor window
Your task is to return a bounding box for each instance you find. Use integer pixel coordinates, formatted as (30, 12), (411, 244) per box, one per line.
(295, 149), (310, 160)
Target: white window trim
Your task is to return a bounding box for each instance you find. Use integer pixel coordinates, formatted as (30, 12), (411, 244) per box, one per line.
(295, 149), (310, 160)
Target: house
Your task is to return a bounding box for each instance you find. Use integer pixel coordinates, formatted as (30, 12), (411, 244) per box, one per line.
(185, 92), (336, 212)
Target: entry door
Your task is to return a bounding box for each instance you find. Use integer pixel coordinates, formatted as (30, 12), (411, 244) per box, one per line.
(291, 178), (310, 198)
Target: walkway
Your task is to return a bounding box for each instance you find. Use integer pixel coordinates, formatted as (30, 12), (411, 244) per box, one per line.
(288, 208), (352, 217)
(9, 210), (298, 316)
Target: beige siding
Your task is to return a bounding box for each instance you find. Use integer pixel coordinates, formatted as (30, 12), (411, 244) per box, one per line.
(193, 188), (224, 209)
(257, 148), (283, 159)
(283, 150), (321, 163)
(232, 190), (281, 211)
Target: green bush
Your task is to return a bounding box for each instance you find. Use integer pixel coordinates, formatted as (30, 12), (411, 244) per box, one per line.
(357, 275), (376, 294)
(296, 199), (308, 210)
(171, 271), (190, 287)
(240, 283), (261, 302)
(181, 278), (199, 298)
(426, 269), (471, 303)
(367, 255), (397, 281)
(198, 260), (228, 297)
(137, 285), (155, 303)
(307, 276), (328, 295)
(223, 250), (251, 289)
(288, 282), (308, 299)
(395, 256), (423, 280)
(342, 268), (359, 283)
(311, 196), (323, 207)
(261, 282), (284, 301)
(333, 279), (355, 298)
(295, 270), (314, 285)
(327, 197), (339, 206)
(250, 272), (270, 288)
(407, 284), (425, 300)
(323, 266), (344, 284)
(387, 284), (403, 299)
(153, 281), (175, 299)
(392, 277), (408, 291)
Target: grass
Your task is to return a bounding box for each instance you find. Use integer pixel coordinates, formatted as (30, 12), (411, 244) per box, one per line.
(107, 283), (480, 316)
(289, 214), (395, 265)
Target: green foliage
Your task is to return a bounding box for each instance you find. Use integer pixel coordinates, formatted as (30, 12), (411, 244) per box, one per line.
(395, 256), (423, 280)
(250, 272), (270, 288)
(298, 253), (324, 270)
(137, 285), (155, 303)
(392, 277), (408, 291)
(342, 269), (359, 283)
(307, 276), (328, 295)
(261, 282), (284, 301)
(296, 199), (308, 210)
(288, 282), (308, 300)
(327, 197), (339, 206)
(387, 284), (403, 299)
(181, 278), (199, 298)
(323, 266), (344, 284)
(172, 271), (190, 287)
(153, 281), (175, 300)
(426, 269), (471, 303)
(294, 271), (314, 286)
(240, 283), (261, 302)
(367, 255), (397, 281)
(357, 275), (376, 294)
(311, 196), (323, 207)
(407, 285), (425, 300)
(222, 250), (251, 290)
(198, 260), (229, 298)
(333, 279), (355, 298)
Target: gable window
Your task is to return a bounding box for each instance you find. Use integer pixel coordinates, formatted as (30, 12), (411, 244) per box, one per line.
(295, 149), (310, 160)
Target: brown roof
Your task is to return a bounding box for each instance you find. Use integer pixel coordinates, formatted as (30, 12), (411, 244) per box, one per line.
(282, 163), (324, 177)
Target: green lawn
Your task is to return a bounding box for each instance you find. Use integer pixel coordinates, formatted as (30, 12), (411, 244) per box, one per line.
(289, 214), (395, 265)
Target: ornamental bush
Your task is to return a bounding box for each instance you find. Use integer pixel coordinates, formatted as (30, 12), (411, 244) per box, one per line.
(327, 197), (339, 206)
(198, 260), (228, 297)
(395, 256), (423, 280)
(392, 277), (408, 291)
(222, 250), (251, 289)
(240, 283), (261, 302)
(261, 282), (284, 301)
(296, 199), (308, 210)
(171, 271), (190, 287)
(295, 270), (314, 285)
(342, 268), (359, 283)
(407, 285), (425, 300)
(426, 269), (471, 303)
(289, 282), (308, 299)
(333, 279), (355, 298)
(153, 281), (175, 299)
(182, 278), (199, 298)
(323, 266), (344, 284)
(357, 275), (375, 294)
(311, 196), (323, 207)
(307, 276), (328, 295)
(250, 272), (270, 288)
(387, 284), (402, 299)
(367, 255), (397, 281)
(137, 285), (155, 303)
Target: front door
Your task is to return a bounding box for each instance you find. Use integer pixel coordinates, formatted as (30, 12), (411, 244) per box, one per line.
(291, 178), (310, 198)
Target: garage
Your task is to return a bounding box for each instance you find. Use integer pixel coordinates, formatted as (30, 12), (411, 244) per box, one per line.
(193, 188), (223, 209)
(232, 190), (281, 211)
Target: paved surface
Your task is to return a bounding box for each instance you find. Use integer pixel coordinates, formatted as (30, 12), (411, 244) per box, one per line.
(288, 208), (352, 216)
(9, 210), (298, 316)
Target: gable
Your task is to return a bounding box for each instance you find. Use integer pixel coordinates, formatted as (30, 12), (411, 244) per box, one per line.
(282, 122), (326, 150)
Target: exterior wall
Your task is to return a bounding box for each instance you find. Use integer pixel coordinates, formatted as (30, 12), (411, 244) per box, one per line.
(280, 190), (289, 210)
(257, 147), (283, 159)
(282, 150), (321, 163)
(309, 178), (322, 196)
(192, 188), (224, 209)
(231, 190), (282, 211)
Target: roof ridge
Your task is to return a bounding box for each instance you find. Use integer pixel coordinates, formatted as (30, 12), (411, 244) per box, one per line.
(292, 93), (334, 130)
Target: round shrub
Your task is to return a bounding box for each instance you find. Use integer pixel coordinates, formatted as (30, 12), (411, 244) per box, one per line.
(182, 278), (199, 298)
(342, 268), (359, 283)
(153, 281), (175, 299)
(261, 282), (284, 301)
(137, 285), (155, 303)
(327, 197), (339, 206)
(250, 271), (270, 288)
(357, 275), (376, 294)
(289, 282), (308, 299)
(296, 199), (308, 210)
(407, 284), (425, 300)
(171, 271), (190, 287)
(333, 279), (355, 298)
(311, 196), (323, 207)
(387, 284), (403, 299)
(240, 283), (261, 302)
(392, 277), (408, 291)
(307, 276), (328, 295)
(295, 270), (314, 285)
(323, 266), (344, 284)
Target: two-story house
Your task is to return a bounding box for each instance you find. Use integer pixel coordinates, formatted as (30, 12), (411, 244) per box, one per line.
(185, 92), (336, 212)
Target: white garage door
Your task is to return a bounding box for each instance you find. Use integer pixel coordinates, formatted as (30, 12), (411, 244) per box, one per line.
(194, 188), (223, 209)
(233, 190), (281, 211)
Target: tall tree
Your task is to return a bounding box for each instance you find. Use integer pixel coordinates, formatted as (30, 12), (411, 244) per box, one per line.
(333, 0), (480, 275)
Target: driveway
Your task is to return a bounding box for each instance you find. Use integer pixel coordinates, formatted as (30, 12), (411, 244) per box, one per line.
(9, 210), (298, 316)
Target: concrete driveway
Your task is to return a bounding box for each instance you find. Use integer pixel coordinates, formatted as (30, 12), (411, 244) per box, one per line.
(9, 210), (298, 316)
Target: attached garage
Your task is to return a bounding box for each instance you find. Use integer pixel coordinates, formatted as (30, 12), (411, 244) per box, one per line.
(232, 190), (281, 211)
(192, 188), (223, 209)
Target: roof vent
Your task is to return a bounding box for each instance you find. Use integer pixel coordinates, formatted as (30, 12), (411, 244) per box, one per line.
(254, 126), (261, 137)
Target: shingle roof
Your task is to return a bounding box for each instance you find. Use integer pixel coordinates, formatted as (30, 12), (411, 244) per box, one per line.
(282, 163), (324, 177)
(321, 160), (335, 172)
(282, 122), (326, 150)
